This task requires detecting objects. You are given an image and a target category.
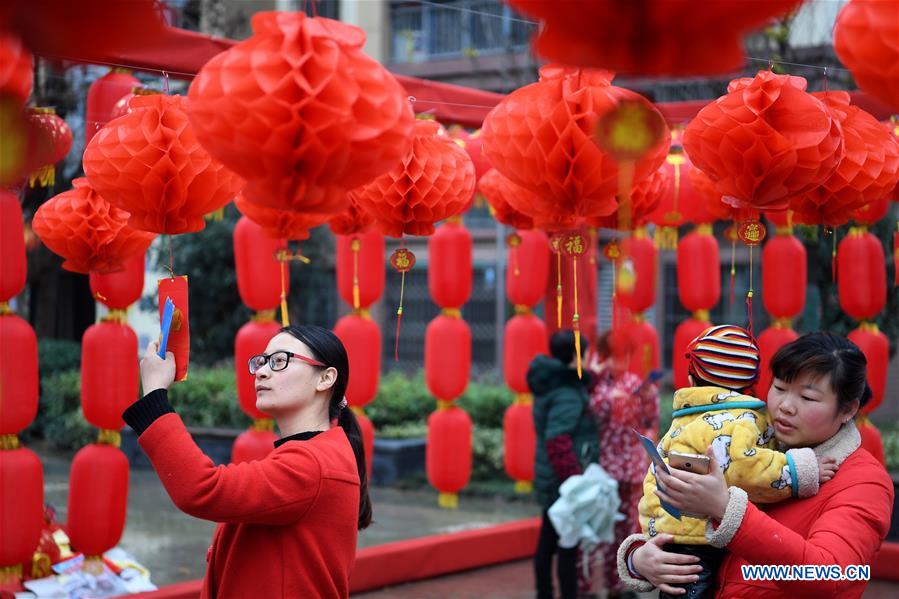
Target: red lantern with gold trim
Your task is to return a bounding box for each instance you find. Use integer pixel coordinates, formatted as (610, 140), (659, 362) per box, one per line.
(84, 69), (140, 146)
(0, 190), (26, 302)
(429, 221), (472, 309)
(626, 318), (660, 380)
(617, 230), (656, 314)
(504, 312), (549, 394)
(89, 252), (145, 310)
(838, 228), (886, 320)
(503, 400), (535, 492)
(336, 231), (385, 310)
(234, 216), (288, 312)
(848, 325), (889, 414)
(0, 314), (38, 435)
(676, 225), (720, 312)
(0, 447), (43, 578)
(81, 322), (138, 430)
(507, 229), (549, 308)
(834, 0), (899, 111)
(426, 405), (472, 509)
(762, 232), (806, 318)
(24, 107), (73, 188)
(757, 325), (799, 400)
(66, 444), (128, 557)
(334, 315), (381, 409)
(235, 318), (281, 419)
(425, 315), (471, 400)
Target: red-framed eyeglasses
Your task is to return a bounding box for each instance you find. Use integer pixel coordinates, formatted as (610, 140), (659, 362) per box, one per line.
(248, 351), (326, 374)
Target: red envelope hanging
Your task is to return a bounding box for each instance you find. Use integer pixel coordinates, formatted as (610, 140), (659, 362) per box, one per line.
(158, 276), (190, 381)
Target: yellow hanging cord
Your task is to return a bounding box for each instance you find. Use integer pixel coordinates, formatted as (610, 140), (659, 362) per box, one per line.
(556, 251), (563, 328)
(572, 255), (582, 379)
(351, 237), (361, 310)
(280, 258), (290, 327)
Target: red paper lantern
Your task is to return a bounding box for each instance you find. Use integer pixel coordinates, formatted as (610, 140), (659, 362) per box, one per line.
(834, 0), (899, 111)
(426, 406), (472, 508)
(425, 315), (471, 400)
(684, 70), (843, 211)
(506, 229), (549, 307)
(848, 325), (889, 414)
(857, 418), (886, 466)
(31, 178), (155, 274)
(483, 65), (670, 223)
(792, 93), (899, 226)
(235, 319), (281, 419)
(0, 447), (43, 571)
(84, 69), (140, 146)
(231, 428), (278, 464)
(626, 318), (660, 380)
(762, 233), (806, 318)
(676, 226), (720, 312)
(328, 198), (375, 237)
(66, 444), (128, 557)
(591, 165), (668, 230)
(25, 107), (73, 186)
(89, 251), (145, 310)
(188, 12), (414, 214)
(673, 315), (712, 390)
(478, 169), (535, 230)
(757, 324), (799, 400)
(83, 94), (244, 235)
(429, 221), (472, 309)
(503, 313), (549, 394)
(334, 314), (381, 408)
(459, 129), (491, 181)
(233, 216), (288, 312)
(838, 229), (886, 320)
(0, 190), (26, 302)
(509, 0), (800, 76)
(617, 231), (657, 314)
(851, 194), (891, 226)
(235, 193), (327, 242)
(350, 119), (475, 237)
(336, 231), (385, 310)
(503, 400), (535, 488)
(0, 314), (38, 434)
(689, 162), (759, 224)
(81, 322), (138, 430)
(0, 31), (33, 104)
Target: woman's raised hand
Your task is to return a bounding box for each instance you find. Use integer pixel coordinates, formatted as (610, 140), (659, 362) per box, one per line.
(655, 447), (730, 520)
(630, 533), (702, 595)
(140, 340), (176, 394)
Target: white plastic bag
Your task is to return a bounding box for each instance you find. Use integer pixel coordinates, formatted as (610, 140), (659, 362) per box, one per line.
(548, 462), (623, 550)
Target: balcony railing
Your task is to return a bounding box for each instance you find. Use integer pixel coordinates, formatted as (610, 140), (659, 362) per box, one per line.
(390, 0), (535, 63)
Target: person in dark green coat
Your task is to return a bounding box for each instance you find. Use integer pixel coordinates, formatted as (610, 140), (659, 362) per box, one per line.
(529, 330), (599, 599)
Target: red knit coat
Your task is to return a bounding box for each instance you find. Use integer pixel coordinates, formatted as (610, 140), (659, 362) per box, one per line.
(716, 448), (893, 598)
(138, 414), (360, 599)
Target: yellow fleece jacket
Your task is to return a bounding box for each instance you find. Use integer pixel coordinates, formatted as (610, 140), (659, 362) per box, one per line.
(638, 386), (820, 544)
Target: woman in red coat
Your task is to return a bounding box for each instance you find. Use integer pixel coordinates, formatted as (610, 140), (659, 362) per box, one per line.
(616, 332), (893, 598)
(125, 324), (370, 599)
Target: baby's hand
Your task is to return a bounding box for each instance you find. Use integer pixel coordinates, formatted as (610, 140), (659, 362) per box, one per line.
(817, 456), (838, 483)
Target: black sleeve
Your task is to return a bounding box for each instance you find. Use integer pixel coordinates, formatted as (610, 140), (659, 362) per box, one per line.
(122, 389), (175, 435)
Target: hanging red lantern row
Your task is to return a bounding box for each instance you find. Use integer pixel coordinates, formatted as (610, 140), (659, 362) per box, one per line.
(334, 228), (386, 476)
(508, 0), (800, 76)
(425, 220), (473, 508)
(84, 68), (140, 146)
(838, 226), (889, 413)
(83, 94), (244, 235)
(482, 65), (669, 226)
(188, 11), (414, 215)
(615, 229), (661, 379)
(672, 225), (719, 389)
(646, 144), (702, 249)
(0, 30), (33, 104)
(684, 70), (843, 212)
(834, 0), (899, 112)
(31, 178), (155, 274)
(502, 229), (549, 493)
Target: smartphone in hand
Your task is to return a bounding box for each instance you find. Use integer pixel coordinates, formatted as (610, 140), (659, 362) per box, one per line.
(668, 450), (711, 475)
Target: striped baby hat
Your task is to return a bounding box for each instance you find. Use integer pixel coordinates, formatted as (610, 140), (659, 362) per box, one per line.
(686, 324), (760, 390)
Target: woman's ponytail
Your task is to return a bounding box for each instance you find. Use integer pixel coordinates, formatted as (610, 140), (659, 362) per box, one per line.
(336, 404), (372, 529)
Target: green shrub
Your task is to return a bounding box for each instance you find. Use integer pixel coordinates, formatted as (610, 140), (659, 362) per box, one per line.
(38, 338), (82, 374)
(33, 370), (93, 450)
(878, 421), (899, 471)
(471, 426), (505, 481)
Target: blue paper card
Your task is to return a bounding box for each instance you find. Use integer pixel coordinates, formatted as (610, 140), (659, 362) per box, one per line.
(158, 297), (174, 358)
(633, 429), (682, 520)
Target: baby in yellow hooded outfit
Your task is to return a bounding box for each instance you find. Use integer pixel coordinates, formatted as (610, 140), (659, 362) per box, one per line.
(638, 325), (826, 599)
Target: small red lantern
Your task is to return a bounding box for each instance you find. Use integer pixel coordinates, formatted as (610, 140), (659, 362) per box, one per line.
(25, 107), (73, 187)
(31, 178), (155, 274)
(428, 221), (472, 309)
(0, 447), (43, 576)
(762, 233), (806, 318)
(188, 12), (414, 214)
(426, 405), (472, 509)
(0, 190), (26, 302)
(503, 399), (536, 491)
(89, 252), (145, 310)
(84, 69), (140, 146)
(506, 229), (549, 308)
(503, 313), (549, 394)
(757, 324), (799, 400)
(66, 444), (129, 558)
(0, 314), (38, 435)
(617, 231), (657, 314)
(684, 71), (843, 211)
(848, 325), (889, 414)
(235, 319), (281, 419)
(334, 314), (381, 408)
(626, 318), (660, 380)
(232, 428), (278, 464)
(335, 231), (385, 310)
(673, 315), (711, 390)
(233, 216), (288, 312)
(350, 119), (475, 237)
(83, 94), (244, 235)
(425, 315), (471, 400)
(81, 322), (138, 430)
(676, 226), (720, 313)
(834, 0), (899, 111)
(838, 228), (886, 320)
(0, 31), (33, 104)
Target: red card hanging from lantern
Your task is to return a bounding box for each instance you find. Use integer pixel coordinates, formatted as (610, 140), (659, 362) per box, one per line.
(0, 31), (33, 104)
(188, 11), (414, 215)
(158, 276), (190, 381)
(508, 0), (801, 76)
(684, 70), (844, 212)
(84, 69), (140, 146)
(483, 66), (670, 224)
(31, 178), (155, 274)
(0, 190), (26, 302)
(834, 0), (899, 112)
(83, 94), (244, 235)
(350, 119), (475, 237)
(791, 92), (899, 226)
